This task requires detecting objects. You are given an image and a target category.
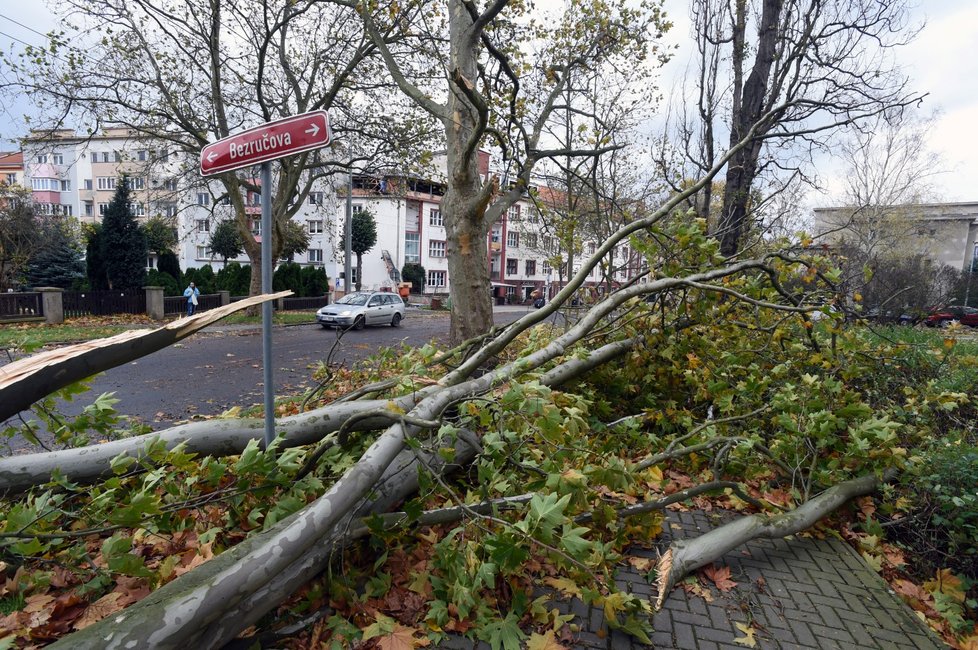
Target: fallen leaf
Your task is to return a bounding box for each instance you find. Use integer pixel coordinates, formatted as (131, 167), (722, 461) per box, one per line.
(73, 592), (124, 630)
(376, 624), (430, 650)
(924, 569), (966, 603)
(733, 621), (757, 648)
(527, 630), (569, 650)
(703, 565), (737, 592)
(626, 556), (654, 572)
(543, 577), (582, 600)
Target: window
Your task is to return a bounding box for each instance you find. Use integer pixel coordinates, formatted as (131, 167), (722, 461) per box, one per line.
(196, 219), (210, 233)
(428, 270), (447, 287)
(113, 151), (122, 162)
(4, 173), (15, 185)
(129, 177), (146, 190)
(308, 192), (325, 205)
(542, 260), (551, 275)
(587, 242), (596, 254)
(52, 153), (64, 164)
(247, 191), (261, 206)
(524, 233), (537, 248)
(251, 220), (261, 235)
(506, 259), (518, 276)
(30, 178), (59, 191)
(163, 204), (178, 217)
(84, 203), (94, 217)
(308, 248), (323, 263)
(196, 246), (210, 259)
(507, 231), (519, 248)
(97, 177), (116, 191)
(507, 204), (520, 221)
(137, 150), (148, 162)
(130, 202), (146, 216)
(542, 236), (554, 250)
(352, 204), (364, 214)
(428, 240), (446, 258)
(196, 193), (210, 206)
(101, 152), (111, 163)
(219, 195), (232, 206)
(429, 208), (443, 227)
(90, 152), (98, 163)
(35, 154), (47, 164)
(308, 220), (323, 234)
(491, 226), (502, 243)
(404, 232), (420, 264)
(98, 203), (109, 215)
(163, 178), (178, 191)
(525, 260), (536, 276)
(84, 179), (93, 190)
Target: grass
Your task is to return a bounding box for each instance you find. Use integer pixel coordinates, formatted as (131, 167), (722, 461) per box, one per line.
(0, 310), (319, 350)
(863, 324), (978, 393)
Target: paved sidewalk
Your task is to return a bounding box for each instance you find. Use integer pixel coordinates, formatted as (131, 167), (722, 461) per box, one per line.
(438, 510), (945, 649)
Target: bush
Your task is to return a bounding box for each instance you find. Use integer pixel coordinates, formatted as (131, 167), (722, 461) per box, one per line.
(182, 265), (216, 294)
(158, 252), (181, 281)
(146, 269), (181, 296)
(273, 262), (303, 295)
(217, 262), (251, 296)
(898, 443), (978, 579)
(299, 265), (329, 298)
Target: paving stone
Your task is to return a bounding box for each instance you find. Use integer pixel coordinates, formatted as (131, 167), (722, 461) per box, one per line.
(673, 622), (698, 649)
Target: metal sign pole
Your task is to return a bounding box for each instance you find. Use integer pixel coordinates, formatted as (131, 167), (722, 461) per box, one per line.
(345, 171), (353, 291)
(261, 161), (275, 448)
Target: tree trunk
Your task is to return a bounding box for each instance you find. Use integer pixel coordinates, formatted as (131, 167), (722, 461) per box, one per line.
(442, 0), (494, 345)
(355, 251), (362, 290)
(717, 0), (783, 256)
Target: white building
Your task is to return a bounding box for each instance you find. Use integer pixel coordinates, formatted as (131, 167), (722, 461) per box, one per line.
(21, 127), (639, 299)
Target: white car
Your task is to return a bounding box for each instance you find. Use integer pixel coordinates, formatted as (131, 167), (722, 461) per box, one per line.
(316, 291), (405, 330)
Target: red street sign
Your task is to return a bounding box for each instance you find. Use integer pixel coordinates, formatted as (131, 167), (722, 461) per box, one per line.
(200, 110), (331, 176)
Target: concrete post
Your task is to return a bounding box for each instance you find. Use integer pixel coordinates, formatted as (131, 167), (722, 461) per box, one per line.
(36, 288), (64, 324)
(219, 290), (230, 306)
(144, 286), (164, 321)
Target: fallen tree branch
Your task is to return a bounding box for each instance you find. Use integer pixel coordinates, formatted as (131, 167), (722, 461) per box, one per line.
(0, 291), (292, 423)
(652, 470), (896, 610)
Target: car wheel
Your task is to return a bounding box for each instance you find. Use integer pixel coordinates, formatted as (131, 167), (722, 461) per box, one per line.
(320, 323), (330, 329)
(391, 313), (402, 327)
(353, 316), (365, 330)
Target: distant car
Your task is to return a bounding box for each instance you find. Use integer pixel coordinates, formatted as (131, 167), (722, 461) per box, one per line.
(923, 306), (978, 327)
(316, 291), (405, 330)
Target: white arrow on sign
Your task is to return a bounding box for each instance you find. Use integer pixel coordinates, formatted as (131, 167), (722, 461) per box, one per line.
(305, 123), (320, 137)
(207, 151), (218, 162)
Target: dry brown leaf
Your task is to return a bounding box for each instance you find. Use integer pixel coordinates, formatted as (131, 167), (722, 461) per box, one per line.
(73, 592), (124, 630)
(375, 624), (431, 650)
(733, 621), (757, 647)
(703, 565), (737, 592)
(626, 556), (654, 572)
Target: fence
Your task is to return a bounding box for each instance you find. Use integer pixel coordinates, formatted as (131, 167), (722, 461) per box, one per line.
(281, 296), (326, 310)
(62, 290), (147, 318)
(0, 292), (43, 320)
(163, 293), (223, 315)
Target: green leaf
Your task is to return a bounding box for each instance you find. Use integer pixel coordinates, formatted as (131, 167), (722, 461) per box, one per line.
(479, 611), (526, 650)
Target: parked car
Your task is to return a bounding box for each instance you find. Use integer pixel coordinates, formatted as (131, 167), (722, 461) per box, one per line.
(923, 305), (978, 327)
(316, 291), (405, 330)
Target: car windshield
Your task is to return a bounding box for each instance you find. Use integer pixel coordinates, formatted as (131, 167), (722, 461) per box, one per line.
(336, 293), (370, 306)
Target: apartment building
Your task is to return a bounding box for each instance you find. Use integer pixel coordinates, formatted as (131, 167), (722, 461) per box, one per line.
(20, 126), (638, 298)
(20, 127), (336, 274)
(0, 151), (24, 187)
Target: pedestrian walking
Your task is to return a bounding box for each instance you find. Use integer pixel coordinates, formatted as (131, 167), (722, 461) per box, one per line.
(184, 282), (200, 316)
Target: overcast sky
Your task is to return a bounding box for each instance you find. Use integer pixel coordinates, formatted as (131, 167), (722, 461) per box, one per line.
(0, 0), (974, 202)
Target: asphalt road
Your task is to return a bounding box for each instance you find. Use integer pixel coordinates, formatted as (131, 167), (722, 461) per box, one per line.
(1, 307), (533, 452)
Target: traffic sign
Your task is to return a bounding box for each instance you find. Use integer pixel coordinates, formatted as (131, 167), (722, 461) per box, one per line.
(200, 110), (331, 176)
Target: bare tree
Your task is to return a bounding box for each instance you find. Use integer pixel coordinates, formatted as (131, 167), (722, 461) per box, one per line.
(656, 0), (924, 257)
(3, 0), (433, 302)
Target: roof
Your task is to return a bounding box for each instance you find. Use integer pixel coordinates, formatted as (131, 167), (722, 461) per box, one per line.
(0, 151), (24, 167)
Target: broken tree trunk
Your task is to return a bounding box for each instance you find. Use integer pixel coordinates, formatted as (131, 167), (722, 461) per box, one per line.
(653, 471), (892, 609)
(0, 291), (291, 423)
